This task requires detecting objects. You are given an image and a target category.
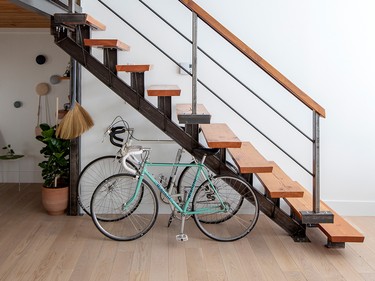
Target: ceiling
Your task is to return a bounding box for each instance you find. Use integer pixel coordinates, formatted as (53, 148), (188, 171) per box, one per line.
(0, 0), (50, 28)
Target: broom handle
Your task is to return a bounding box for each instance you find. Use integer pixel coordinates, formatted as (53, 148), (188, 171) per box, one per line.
(70, 58), (77, 108)
(56, 97), (59, 126)
(36, 95), (41, 126)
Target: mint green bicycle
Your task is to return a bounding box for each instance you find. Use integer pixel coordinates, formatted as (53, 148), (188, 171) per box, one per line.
(90, 145), (259, 242)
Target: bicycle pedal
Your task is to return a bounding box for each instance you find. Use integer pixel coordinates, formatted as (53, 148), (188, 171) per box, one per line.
(176, 233), (188, 242)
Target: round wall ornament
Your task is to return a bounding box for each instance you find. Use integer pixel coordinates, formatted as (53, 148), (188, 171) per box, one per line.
(35, 83), (50, 96)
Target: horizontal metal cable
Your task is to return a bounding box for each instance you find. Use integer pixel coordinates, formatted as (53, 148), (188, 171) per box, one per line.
(138, 0), (312, 142)
(196, 77), (313, 176)
(97, 0), (313, 175)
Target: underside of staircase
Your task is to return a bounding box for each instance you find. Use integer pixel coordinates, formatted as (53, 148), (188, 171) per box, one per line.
(51, 11), (364, 248)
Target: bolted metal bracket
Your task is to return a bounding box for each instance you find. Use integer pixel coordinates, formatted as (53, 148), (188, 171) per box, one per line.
(177, 114), (211, 124)
(325, 241), (345, 249)
(300, 210), (334, 225)
(292, 234), (310, 243)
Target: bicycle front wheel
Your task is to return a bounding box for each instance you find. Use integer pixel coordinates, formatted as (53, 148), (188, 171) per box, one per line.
(193, 175), (259, 242)
(78, 155), (137, 215)
(91, 174), (158, 241)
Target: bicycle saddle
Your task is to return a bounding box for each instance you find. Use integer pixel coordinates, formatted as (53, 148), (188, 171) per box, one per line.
(193, 147), (220, 156)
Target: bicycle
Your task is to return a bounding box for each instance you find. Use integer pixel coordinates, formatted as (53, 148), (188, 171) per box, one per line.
(90, 145), (259, 242)
(78, 116), (238, 217)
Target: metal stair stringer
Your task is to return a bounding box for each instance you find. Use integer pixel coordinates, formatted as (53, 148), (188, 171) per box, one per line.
(52, 30), (203, 159)
(52, 28), (308, 241)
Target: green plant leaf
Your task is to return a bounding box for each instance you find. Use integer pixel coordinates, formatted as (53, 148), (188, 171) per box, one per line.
(39, 123), (50, 131)
(36, 124), (70, 187)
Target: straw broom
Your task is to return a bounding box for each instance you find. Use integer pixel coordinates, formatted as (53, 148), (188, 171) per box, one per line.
(56, 61), (94, 139)
(56, 101), (94, 139)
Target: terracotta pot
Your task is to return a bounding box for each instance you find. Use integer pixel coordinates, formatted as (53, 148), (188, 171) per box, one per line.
(41, 186), (69, 215)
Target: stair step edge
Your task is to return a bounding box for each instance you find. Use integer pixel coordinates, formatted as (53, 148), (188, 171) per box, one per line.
(255, 161), (304, 198)
(176, 104), (210, 116)
(200, 123), (241, 148)
(54, 13), (106, 31)
(147, 85), (181, 96)
(83, 39), (130, 51)
(116, 64), (153, 73)
(176, 104), (211, 124)
(85, 14), (106, 31)
(228, 141), (273, 174)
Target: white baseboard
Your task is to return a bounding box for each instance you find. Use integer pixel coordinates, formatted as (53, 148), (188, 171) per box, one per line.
(323, 200), (375, 216)
(1, 171), (42, 183)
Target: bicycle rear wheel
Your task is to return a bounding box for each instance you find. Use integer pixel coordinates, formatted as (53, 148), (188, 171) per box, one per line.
(177, 162), (209, 194)
(193, 175), (259, 242)
(177, 161), (238, 194)
(91, 174), (158, 241)
(177, 162), (241, 223)
(78, 155), (136, 215)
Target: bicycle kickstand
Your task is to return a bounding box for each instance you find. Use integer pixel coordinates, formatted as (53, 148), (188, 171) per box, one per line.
(176, 215), (188, 242)
(167, 212), (174, 227)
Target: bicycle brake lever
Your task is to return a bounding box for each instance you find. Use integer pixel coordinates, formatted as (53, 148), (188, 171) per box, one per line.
(101, 127), (111, 143)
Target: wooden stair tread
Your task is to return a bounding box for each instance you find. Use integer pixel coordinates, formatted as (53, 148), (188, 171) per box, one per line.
(200, 123), (241, 148)
(285, 182), (365, 243)
(175, 104), (211, 124)
(85, 14), (106, 31)
(147, 85), (181, 96)
(116, 64), (153, 73)
(176, 104), (210, 116)
(255, 161), (304, 198)
(83, 39), (130, 51)
(228, 142), (273, 174)
(54, 13), (106, 31)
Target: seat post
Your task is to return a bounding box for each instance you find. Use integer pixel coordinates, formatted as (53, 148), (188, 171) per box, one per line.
(201, 154), (207, 164)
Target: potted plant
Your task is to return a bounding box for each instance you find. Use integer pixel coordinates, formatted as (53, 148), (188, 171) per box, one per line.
(36, 123), (70, 215)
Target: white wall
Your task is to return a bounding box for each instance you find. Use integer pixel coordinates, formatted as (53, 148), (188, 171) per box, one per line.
(0, 29), (70, 183)
(81, 0), (375, 215)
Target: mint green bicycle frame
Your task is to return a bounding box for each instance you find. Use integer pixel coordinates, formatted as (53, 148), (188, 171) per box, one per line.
(124, 161), (228, 216)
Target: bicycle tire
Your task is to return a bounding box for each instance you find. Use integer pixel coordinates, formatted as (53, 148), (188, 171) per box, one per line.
(177, 161), (238, 194)
(193, 175), (259, 242)
(177, 162), (209, 195)
(91, 174), (158, 241)
(177, 162), (241, 222)
(77, 155), (137, 215)
(94, 175), (145, 223)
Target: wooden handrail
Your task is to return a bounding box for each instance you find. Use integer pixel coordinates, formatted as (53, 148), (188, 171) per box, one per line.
(179, 0), (326, 118)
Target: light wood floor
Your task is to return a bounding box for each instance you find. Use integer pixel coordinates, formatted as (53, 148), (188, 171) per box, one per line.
(0, 183), (374, 281)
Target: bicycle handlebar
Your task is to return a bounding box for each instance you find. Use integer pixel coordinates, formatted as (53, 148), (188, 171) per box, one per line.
(121, 145), (144, 174)
(108, 126), (125, 147)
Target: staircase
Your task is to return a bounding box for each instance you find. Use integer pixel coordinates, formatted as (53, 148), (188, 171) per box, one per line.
(51, 5), (364, 248)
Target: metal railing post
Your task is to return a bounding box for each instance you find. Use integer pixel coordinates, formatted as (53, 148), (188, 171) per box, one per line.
(68, 0), (75, 13)
(301, 110), (333, 224)
(312, 111), (320, 213)
(192, 12), (198, 115)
